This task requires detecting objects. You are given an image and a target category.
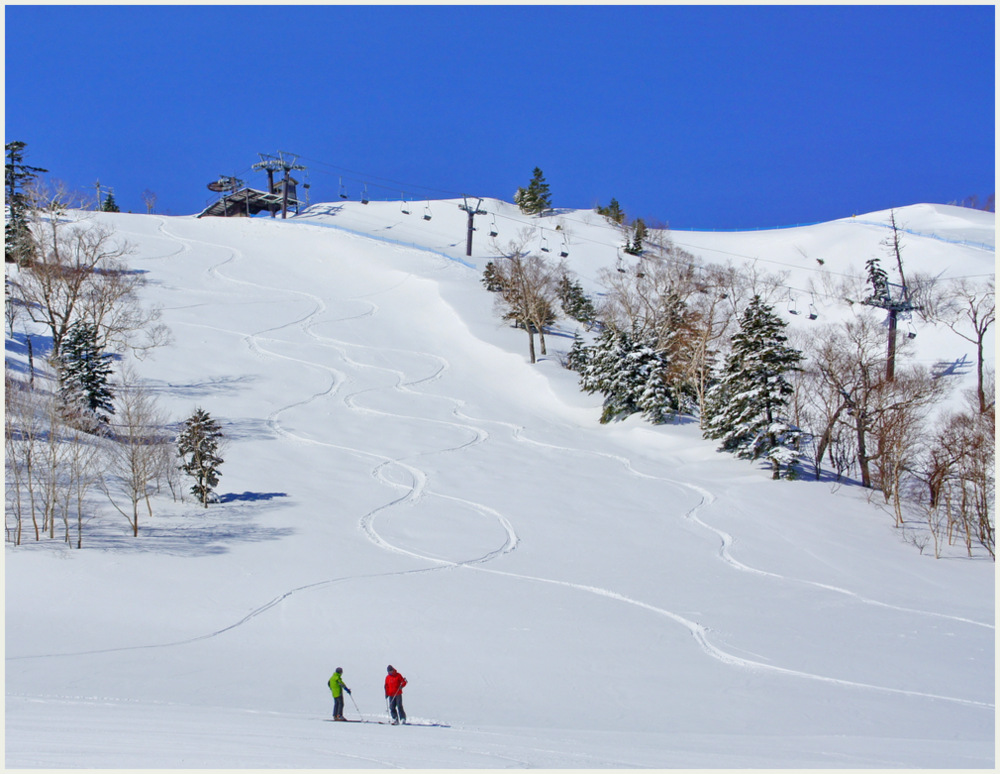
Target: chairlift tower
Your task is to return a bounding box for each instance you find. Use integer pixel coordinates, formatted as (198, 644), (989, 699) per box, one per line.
(459, 195), (487, 257)
(862, 212), (919, 383)
(862, 281), (917, 382)
(252, 151), (307, 219)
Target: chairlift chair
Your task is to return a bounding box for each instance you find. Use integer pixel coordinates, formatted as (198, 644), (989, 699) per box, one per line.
(489, 215), (498, 237)
(400, 194), (410, 215)
(338, 177), (348, 200)
(540, 234), (551, 253)
(787, 296), (800, 315)
(808, 300), (818, 320)
(361, 184), (369, 205)
(423, 202), (433, 221)
(560, 234), (569, 258)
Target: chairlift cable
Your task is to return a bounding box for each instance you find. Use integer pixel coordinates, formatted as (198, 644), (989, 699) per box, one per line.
(273, 155), (987, 308)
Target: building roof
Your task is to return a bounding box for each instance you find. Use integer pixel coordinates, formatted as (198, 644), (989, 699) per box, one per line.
(197, 187), (301, 218)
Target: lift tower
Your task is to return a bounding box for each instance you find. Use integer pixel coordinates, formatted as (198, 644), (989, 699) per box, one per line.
(861, 213), (917, 382)
(459, 195), (487, 257)
(252, 152), (307, 219)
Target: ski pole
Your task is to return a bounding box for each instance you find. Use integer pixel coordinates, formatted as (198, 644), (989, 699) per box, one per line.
(348, 690), (362, 719)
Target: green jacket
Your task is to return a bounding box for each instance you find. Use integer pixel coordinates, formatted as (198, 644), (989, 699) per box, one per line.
(328, 671), (348, 698)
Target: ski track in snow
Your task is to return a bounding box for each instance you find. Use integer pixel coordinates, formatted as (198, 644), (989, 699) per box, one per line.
(444, 409), (994, 708)
(460, 407), (993, 626)
(23, 220), (988, 716)
(153, 224), (518, 570)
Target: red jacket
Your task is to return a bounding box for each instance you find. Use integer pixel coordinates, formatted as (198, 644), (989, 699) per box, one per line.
(384, 671), (407, 697)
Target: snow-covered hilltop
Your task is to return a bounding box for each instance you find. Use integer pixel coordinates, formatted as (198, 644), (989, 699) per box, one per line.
(5, 199), (994, 767)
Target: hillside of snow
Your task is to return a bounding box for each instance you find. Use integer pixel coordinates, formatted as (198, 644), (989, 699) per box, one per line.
(4, 199), (994, 768)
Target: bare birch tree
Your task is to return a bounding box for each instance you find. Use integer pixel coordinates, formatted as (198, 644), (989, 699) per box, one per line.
(101, 365), (171, 536)
(933, 277), (995, 414)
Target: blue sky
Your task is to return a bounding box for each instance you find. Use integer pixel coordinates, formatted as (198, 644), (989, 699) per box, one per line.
(5, 4), (995, 229)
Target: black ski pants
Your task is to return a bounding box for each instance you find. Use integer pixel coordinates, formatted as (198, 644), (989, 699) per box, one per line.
(388, 694), (406, 723)
(333, 695), (345, 718)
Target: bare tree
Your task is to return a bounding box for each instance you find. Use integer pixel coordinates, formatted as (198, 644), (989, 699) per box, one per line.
(9, 181), (168, 362)
(141, 189), (158, 215)
(600, 257), (701, 401)
(6, 272), (23, 337)
(5, 369), (38, 543)
(687, 263), (750, 421)
(867, 365), (944, 525)
(101, 364), (171, 536)
(488, 231), (561, 363)
(933, 277), (995, 414)
(790, 325), (853, 480)
(598, 246), (699, 347)
(11, 182), (129, 359)
(806, 312), (896, 489)
(923, 388), (995, 558)
(60, 420), (104, 547)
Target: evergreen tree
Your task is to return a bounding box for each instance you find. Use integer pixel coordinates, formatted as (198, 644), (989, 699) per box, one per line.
(101, 191), (120, 213)
(576, 325), (692, 424)
(177, 408), (224, 507)
(702, 295), (804, 479)
(596, 198), (626, 224)
(566, 332), (590, 373)
(623, 218), (647, 256)
(5, 141), (47, 264)
(865, 256), (889, 302)
(514, 167), (552, 215)
(556, 274), (597, 327)
(58, 321), (115, 430)
(481, 260), (504, 293)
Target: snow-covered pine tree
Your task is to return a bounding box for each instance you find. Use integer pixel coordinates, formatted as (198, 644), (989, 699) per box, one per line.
(515, 168), (552, 215)
(577, 326), (638, 422)
(177, 408), (224, 507)
(513, 187), (528, 212)
(58, 320), (115, 430)
(557, 274), (597, 327)
(865, 256), (889, 302)
(5, 141), (47, 264)
(566, 332), (590, 373)
(623, 218), (647, 256)
(702, 295), (804, 479)
(576, 325), (690, 424)
(481, 261), (504, 293)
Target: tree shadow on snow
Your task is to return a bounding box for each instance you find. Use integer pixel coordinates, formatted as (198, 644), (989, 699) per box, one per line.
(218, 491), (288, 503)
(5, 331), (55, 359)
(144, 374), (259, 401)
(79, 501), (295, 557)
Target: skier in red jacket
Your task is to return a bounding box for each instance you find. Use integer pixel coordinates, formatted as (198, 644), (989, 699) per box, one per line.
(384, 665), (408, 725)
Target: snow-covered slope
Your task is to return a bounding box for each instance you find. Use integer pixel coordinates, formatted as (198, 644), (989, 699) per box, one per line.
(4, 200), (994, 768)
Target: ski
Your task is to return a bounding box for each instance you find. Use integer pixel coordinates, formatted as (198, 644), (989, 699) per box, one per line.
(323, 718), (449, 728)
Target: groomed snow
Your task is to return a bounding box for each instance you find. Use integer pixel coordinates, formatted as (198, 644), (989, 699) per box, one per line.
(4, 200), (994, 768)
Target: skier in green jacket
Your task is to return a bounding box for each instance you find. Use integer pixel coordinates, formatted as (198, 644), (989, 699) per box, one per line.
(328, 667), (351, 720)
